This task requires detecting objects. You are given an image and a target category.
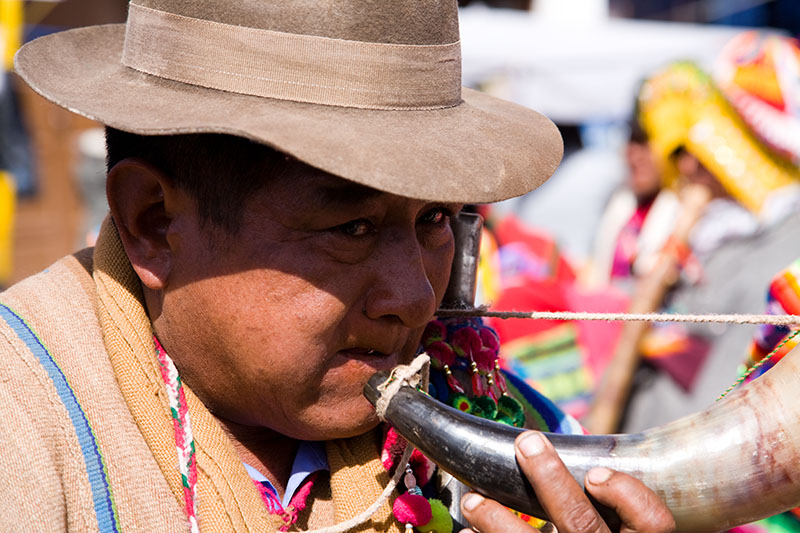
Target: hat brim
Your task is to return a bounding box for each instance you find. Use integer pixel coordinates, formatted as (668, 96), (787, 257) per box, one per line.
(15, 24), (563, 203)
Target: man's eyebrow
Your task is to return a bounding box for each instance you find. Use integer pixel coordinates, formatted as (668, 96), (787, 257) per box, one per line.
(310, 181), (384, 206)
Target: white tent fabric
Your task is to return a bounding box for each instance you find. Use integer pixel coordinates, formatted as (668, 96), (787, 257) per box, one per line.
(459, 7), (772, 123)
(460, 8), (783, 262)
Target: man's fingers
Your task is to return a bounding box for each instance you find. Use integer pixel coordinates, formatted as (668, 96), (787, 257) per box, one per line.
(460, 492), (540, 533)
(585, 468), (675, 533)
(515, 431), (611, 533)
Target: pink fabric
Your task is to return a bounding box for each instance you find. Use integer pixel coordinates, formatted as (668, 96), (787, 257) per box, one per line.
(611, 202), (652, 280)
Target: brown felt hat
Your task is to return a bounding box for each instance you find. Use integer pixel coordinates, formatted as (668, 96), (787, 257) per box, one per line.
(14, 0), (563, 203)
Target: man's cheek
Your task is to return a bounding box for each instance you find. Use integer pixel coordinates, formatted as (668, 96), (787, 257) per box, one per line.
(425, 258), (453, 298)
(430, 240), (456, 296)
(313, 382), (375, 422)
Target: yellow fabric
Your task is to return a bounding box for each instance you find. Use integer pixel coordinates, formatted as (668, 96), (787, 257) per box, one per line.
(327, 437), (399, 532)
(0, 0), (22, 70)
(92, 216), (402, 532)
(0, 170), (15, 283)
(476, 227), (500, 306)
(638, 62), (800, 214)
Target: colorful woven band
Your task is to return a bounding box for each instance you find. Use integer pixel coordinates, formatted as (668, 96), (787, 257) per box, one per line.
(153, 336), (199, 533)
(0, 303), (119, 532)
(122, 3), (462, 110)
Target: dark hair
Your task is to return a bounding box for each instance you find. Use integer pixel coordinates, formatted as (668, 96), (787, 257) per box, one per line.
(629, 82), (649, 145)
(628, 117), (648, 145)
(105, 127), (300, 232)
(670, 145), (687, 160)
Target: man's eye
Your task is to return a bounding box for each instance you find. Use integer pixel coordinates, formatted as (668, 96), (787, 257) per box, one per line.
(421, 207), (451, 225)
(336, 219), (373, 237)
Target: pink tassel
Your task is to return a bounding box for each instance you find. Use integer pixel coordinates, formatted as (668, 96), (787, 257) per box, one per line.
(494, 367), (509, 395)
(471, 370), (484, 397)
(473, 346), (496, 372)
(485, 373), (499, 402)
(410, 449), (436, 486)
(427, 341), (456, 368)
(381, 427), (407, 470)
(479, 326), (500, 353)
(486, 383), (498, 402)
(421, 321), (446, 347)
(445, 367), (465, 393)
(451, 327), (481, 358)
(393, 493), (433, 526)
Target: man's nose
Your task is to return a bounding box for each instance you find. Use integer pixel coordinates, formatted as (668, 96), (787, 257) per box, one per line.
(363, 232), (438, 329)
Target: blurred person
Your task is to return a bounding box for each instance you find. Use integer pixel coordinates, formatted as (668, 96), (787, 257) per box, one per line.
(0, 1), (675, 532)
(588, 118), (679, 291)
(480, 213), (628, 421)
(671, 146), (760, 259)
(623, 58), (800, 432)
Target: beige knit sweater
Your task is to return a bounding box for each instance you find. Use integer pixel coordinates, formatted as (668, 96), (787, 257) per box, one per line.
(0, 219), (400, 532)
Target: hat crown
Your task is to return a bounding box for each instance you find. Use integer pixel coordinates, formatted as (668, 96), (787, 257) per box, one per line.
(132, 0), (460, 45)
(14, 0), (562, 208)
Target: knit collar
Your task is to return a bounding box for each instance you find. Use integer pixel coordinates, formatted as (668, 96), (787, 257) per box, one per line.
(92, 216), (400, 532)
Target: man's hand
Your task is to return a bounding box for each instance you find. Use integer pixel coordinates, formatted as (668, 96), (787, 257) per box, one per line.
(460, 431), (676, 533)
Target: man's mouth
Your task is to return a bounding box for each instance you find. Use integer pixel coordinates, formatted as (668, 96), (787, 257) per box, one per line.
(340, 347), (388, 359)
(338, 346), (406, 372)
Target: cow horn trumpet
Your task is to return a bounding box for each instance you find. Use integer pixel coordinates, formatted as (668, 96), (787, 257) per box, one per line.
(364, 347), (800, 532)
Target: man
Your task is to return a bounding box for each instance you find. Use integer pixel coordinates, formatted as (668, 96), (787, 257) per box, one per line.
(2, 1), (674, 531)
(589, 119), (679, 291)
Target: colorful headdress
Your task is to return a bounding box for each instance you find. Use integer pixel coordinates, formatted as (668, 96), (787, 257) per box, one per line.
(638, 61), (800, 214)
(715, 32), (800, 163)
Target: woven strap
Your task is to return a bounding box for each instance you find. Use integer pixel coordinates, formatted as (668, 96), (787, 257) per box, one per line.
(122, 3), (462, 110)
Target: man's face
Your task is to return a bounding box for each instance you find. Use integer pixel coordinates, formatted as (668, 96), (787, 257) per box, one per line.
(157, 168), (460, 441)
(626, 141), (662, 202)
(675, 151), (729, 200)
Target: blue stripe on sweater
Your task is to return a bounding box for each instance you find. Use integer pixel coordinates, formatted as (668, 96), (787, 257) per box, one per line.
(0, 303), (119, 531)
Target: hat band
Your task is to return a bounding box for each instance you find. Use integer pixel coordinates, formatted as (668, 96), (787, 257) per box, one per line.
(122, 3), (462, 110)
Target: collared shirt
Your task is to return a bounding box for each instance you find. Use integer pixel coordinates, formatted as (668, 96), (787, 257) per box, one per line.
(243, 440), (328, 508)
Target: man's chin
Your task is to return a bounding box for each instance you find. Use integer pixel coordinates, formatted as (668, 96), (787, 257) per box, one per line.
(285, 393), (385, 440)
(326, 411), (381, 440)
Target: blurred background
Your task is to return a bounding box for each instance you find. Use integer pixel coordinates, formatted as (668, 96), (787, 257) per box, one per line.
(2, 0), (798, 284)
(1, 0), (127, 286)
(3, 3), (800, 528)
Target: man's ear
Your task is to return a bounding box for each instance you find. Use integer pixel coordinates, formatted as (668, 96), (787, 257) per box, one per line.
(106, 158), (177, 290)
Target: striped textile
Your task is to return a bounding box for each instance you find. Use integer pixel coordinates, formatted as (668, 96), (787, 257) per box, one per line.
(503, 370), (586, 436)
(747, 258), (800, 378)
(500, 323), (594, 422)
(0, 303), (119, 532)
